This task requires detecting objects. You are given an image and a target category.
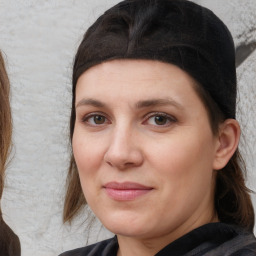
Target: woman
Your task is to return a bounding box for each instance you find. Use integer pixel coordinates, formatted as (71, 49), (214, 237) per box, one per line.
(0, 51), (21, 256)
(60, 0), (256, 255)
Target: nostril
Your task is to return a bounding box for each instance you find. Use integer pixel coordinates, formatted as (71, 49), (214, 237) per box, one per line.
(124, 162), (138, 168)
(103, 136), (144, 169)
(106, 160), (113, 167)
(104, 151), (143, 169)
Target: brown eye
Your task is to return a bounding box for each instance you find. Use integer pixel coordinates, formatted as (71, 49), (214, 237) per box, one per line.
(154, 116), (168, 125)
(93, 115), (106, 124)
(83, 114), (108, 126)
(145, 113), (176, 127)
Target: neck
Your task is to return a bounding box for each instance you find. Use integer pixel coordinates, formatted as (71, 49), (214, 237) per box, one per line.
(117, 236), (160, 256)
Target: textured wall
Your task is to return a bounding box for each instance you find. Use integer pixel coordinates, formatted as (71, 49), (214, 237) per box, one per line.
(0, 1), (255, 255)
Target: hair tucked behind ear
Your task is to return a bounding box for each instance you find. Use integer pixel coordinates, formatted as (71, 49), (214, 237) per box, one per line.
(63, 0), (255, 231)
(194, 83), (254, 232)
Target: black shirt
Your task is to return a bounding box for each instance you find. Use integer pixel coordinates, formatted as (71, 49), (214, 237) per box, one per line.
(59, 222), (256, 256)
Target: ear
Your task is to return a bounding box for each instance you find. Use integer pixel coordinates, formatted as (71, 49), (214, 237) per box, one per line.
(213, 119), (240, 170)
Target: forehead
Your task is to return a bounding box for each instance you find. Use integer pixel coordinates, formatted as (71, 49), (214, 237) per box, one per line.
(76, 59), (198, 97)
(74, 59), (208, 120)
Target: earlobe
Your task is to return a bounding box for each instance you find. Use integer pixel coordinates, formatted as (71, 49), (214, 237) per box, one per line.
(213, 119), (241, 170)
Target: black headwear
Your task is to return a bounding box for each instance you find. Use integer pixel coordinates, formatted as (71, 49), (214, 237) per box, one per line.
(75, 0), (237, 118)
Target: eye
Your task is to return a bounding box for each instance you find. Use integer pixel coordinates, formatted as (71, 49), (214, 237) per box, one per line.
(145, 112), (176, 126)
(150, 116), (168, 125)
(92, 115), (106, 124)
(82, 113), (109, 126)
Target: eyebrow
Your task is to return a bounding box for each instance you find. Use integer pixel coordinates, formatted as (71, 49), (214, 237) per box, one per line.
(76, 98), (183, 110)
(76, 98), (105, 108)
(136, 98), (184, 110)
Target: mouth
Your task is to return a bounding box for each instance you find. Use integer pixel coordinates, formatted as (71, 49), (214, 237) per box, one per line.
(103, 182), (153, 201)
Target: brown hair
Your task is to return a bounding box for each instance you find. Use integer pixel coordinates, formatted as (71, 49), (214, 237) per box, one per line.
(63, 0), (254, 231)
(0, 51), (21, 255)
(0, 51), (12, 201)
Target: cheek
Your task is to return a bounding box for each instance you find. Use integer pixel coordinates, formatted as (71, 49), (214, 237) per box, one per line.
(72, 128), (104, 170)
(73, 137), (90, 172)
(148, 133), (216, 219)
(147, 129), (215, 190)
(72, 138), (102, 210)
(72, 128), (105, 197)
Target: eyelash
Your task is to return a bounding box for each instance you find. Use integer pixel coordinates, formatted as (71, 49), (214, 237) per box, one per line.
(81, 112), (177, 127)
(82, 112), (110, 126)
(143, 112), (177, 127)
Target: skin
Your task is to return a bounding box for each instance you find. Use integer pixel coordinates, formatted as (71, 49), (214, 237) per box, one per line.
(73, 59), (231, 256)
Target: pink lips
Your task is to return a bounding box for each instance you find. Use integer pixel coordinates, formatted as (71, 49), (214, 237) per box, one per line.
(103, 182), (153, 201)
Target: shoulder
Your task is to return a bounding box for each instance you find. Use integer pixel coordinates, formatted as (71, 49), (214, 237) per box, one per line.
(199, 223), (256, 255)
(214, 224), (256, 255)
(156, 222), (256, 256)
(59, 236), (118, 256)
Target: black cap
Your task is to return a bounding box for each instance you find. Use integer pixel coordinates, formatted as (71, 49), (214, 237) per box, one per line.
(75, 0), (237, 118)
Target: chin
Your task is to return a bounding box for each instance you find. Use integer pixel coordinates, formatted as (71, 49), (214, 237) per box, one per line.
(99, 212), (149, 237)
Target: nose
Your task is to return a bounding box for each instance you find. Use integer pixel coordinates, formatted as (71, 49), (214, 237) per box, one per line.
(104, 126), (143, 170)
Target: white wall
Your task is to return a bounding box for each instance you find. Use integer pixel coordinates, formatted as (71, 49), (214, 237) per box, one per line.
(0, 1), (255, 256)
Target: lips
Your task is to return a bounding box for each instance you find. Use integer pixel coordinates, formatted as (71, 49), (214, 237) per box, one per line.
(103, 182), (153, 201)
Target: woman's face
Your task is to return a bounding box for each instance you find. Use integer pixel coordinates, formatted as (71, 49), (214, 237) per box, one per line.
(73, 60), (219, 242)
